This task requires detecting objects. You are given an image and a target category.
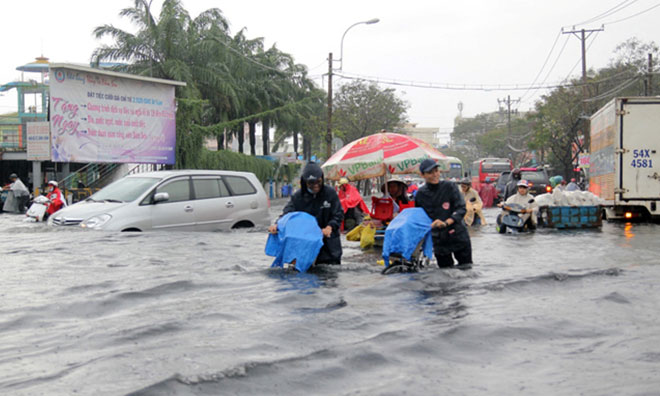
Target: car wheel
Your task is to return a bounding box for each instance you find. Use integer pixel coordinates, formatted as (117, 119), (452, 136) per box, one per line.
(232, 221), (254, 229)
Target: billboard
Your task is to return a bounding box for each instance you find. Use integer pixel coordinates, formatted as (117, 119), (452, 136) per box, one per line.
(49, 66), (179, 164)
(27, 122), (51, 160)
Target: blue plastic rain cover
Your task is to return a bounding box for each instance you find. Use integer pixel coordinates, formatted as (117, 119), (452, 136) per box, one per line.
(382, 208), (433, 266)
(265, 211), (324, 273)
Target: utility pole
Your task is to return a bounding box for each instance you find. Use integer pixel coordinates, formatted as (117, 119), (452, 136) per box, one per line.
(498, 95), (520, 139)
(326, 52), (333, 160)
(646, 53), (653, 96)
(498, 95), (522, 163)
(562, 26), (604, 113)
(563, 26), (603, 155)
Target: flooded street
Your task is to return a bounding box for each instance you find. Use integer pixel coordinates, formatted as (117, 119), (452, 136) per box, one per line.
(2, 201), (660, 395)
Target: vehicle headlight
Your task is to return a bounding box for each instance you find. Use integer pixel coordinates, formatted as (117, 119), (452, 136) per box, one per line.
(81, 214), (112, 229)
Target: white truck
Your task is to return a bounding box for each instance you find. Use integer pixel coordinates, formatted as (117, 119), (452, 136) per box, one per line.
(589, 97), (660, 220)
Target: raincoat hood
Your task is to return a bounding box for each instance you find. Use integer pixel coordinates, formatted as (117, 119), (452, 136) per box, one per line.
(300, 162), (324, 193)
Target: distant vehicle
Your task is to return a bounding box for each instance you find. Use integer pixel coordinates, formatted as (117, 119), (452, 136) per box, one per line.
(520, 167), (552, 196)
(48, 170), (270, 231)
(589, 97), (660, 220)
(471, 158), (513, 191)
(445, 156), (463, 179)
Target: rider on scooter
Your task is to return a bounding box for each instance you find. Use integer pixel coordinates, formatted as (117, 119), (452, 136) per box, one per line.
(497, 179), (538, 230)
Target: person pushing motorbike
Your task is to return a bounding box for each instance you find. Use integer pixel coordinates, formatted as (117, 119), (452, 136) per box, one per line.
(414, 159), (472, 269)
(269, 162), (344, 264)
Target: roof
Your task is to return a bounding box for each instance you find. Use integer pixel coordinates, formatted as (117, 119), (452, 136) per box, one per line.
(49, 63), (187, 87)
(125, 169), (255, 178)
(16, 56), (50, 73)
(0, 80), (47, 93)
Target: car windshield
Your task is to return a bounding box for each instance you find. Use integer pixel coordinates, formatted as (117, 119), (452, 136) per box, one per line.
(89, 177), (161, 202)
(521, 171), (547, 183)
(483, 163), (512, 173)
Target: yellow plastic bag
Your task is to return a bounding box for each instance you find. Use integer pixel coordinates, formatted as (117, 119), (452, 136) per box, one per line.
(346, 224), (364, 241)
(360, 224), (376, 250)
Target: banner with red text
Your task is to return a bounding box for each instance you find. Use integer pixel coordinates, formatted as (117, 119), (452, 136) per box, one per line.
(49, 67), (176, 164)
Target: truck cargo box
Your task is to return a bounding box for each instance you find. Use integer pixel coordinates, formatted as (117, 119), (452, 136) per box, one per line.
(589, 97), (660, 220)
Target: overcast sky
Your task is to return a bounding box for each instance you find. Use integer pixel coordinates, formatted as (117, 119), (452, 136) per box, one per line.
(2, 0), (660, 141)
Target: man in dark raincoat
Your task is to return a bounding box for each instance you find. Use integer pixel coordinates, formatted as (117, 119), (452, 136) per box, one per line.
(503, 168), (522, 201)
(269, 162), (344, 264)
(414, 159), (472, 269)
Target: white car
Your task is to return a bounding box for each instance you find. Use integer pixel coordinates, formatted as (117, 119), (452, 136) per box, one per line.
(49, 170), (270, 231)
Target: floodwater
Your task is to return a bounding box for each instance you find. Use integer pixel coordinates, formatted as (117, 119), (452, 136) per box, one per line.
(1, 202), (660, 395)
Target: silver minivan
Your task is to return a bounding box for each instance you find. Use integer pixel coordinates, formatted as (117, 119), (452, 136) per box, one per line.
(49, 170), (270, 231)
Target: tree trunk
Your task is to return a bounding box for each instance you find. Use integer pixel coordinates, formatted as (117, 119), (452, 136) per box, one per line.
(303, 137), (311, 160)
(217, 133), (224, 151)
(262, 118), (270, 156)
(249, 121), (256, 156)
(293, 132), (299, 155)
(238, 123), (245, 154)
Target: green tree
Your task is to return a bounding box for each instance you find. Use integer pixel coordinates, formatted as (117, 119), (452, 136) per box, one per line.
(332, 80), (408, 144)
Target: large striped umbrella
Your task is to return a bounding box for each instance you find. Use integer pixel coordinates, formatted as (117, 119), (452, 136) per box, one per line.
(322, 132), (448, 181)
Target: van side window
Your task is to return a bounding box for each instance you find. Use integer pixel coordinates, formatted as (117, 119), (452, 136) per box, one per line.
(193, 177), (230, 199)
(224, 176), (257, 196)
(156, 179), (190, 202)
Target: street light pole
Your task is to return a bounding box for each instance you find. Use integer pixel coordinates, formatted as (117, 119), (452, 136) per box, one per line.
(326, 18), (380, 160)
(326, 52), (333, 160)
(339, 18), (380, 71)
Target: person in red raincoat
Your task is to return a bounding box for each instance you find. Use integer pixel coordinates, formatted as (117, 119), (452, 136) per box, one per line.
(478, 177), (497, 208)
(337, 178), (369, 231)
(45, 181), (65, 218)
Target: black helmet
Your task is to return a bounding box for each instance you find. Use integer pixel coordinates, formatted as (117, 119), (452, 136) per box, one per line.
(512, 168), (521, 179)
(300, 162), (324, 190)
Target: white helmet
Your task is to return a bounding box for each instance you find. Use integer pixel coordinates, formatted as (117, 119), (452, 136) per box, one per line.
(48, 180), (58, 187)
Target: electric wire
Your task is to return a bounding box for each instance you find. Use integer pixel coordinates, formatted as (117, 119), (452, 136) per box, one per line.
(568, 0), (637, 27)
(583, 77), (640, 101)
(602, 1), (660, 25)
(520, 34), (571, 103)
(519, 30), (563, 103)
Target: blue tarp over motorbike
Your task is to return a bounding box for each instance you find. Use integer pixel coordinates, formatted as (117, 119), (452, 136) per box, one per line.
(382, 207), (434, 267)
(265, 211), (324, 273)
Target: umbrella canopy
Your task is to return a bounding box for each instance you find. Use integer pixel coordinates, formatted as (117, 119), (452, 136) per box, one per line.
(322, 132), (448, 181)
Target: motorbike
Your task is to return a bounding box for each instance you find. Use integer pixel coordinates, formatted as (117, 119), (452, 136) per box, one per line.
(25, 195), (50, 222)
(496, 199), (536, 233)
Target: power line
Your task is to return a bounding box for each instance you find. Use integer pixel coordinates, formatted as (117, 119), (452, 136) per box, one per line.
(521, 34), (571, 103)
(334, 71), (601, 92)
(519, 30), (563, 102)
(602, 1), (660, 25)
(569, 0), (637, 27)
(583, 77), (640, 101)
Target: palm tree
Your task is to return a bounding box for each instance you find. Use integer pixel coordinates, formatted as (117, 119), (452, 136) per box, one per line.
(92, 0), (326, 164)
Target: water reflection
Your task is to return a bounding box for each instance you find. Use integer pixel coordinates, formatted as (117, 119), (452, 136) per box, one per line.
(267, 265), (339, 293)
(624, 222), (635, 239)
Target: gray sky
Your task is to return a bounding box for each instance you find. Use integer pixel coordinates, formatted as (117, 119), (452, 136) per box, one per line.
(2, 0), (660, 142)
